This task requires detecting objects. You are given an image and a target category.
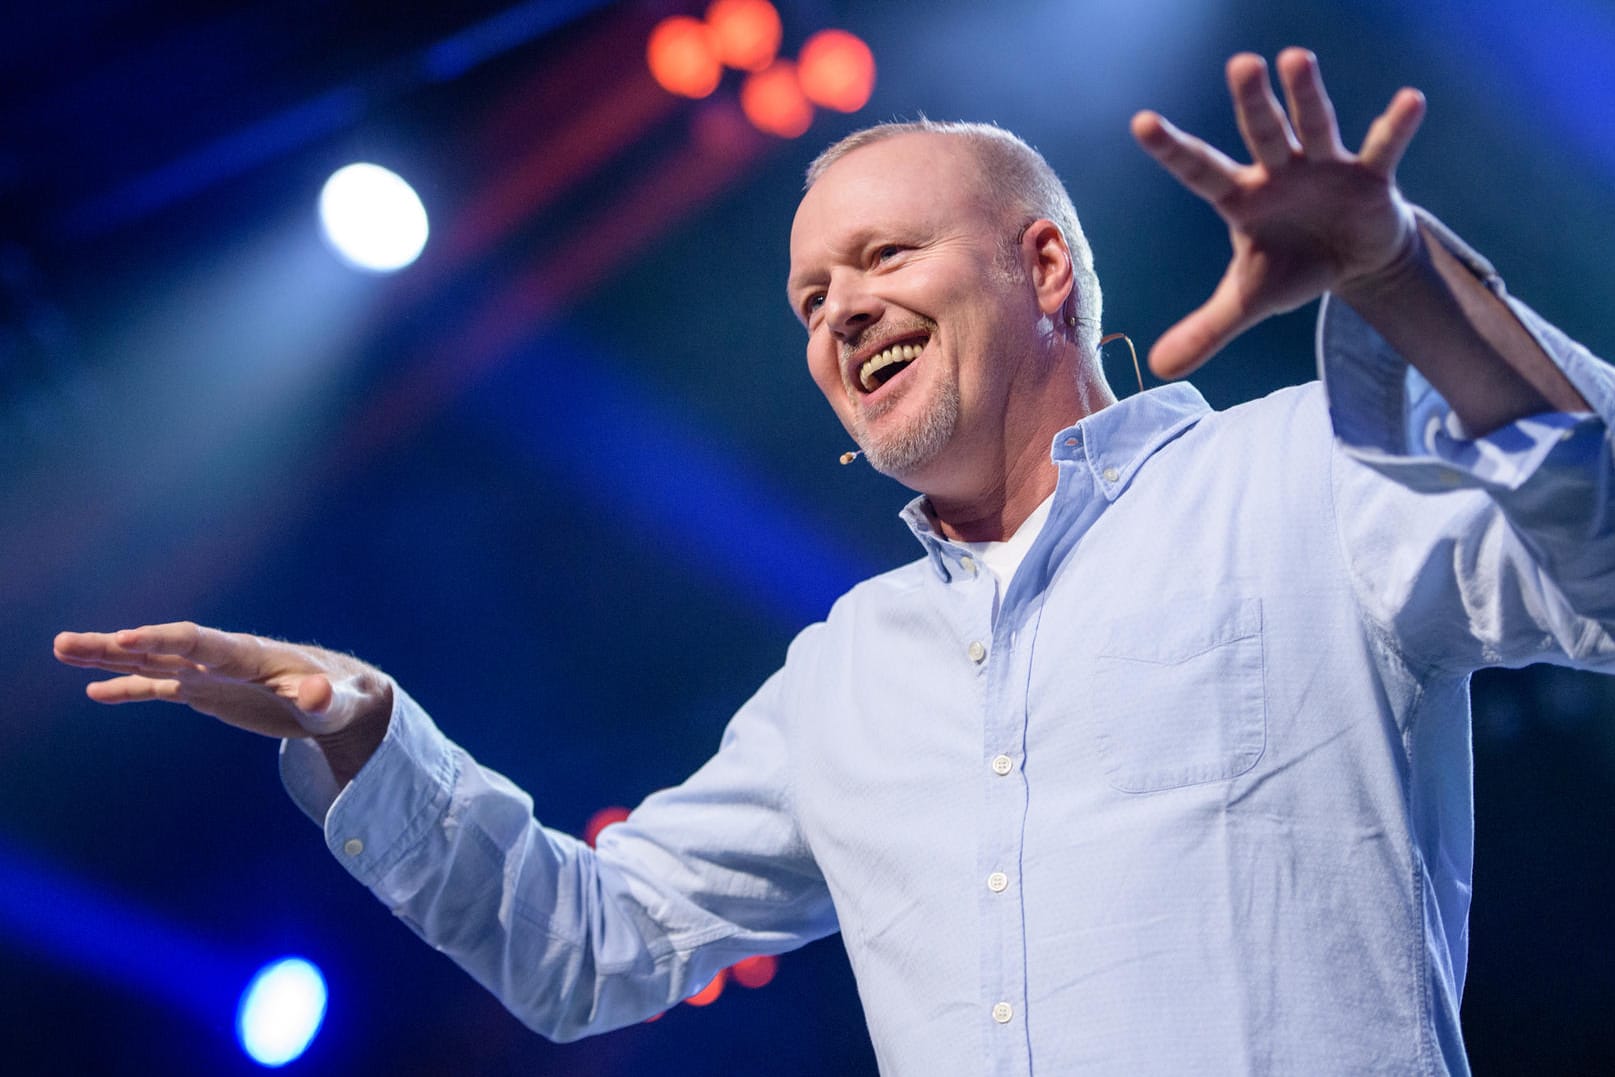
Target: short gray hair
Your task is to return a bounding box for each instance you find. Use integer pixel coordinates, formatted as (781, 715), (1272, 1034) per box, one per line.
(805, 120), (1102, 358)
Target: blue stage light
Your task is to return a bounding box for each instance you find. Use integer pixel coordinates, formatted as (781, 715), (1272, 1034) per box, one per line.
(236, 957), (328, 1067)
(469, 328), (882, 627)
(318, 163), (429, 273)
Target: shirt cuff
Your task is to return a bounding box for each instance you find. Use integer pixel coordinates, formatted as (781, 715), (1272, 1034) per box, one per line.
(278, 681), (460, 889)
(1316, 206), (1612, 494)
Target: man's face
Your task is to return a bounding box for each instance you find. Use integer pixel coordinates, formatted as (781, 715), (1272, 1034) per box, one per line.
(788, 133), (1043, 489)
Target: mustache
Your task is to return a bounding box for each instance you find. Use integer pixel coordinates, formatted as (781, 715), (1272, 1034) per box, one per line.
(839, 317), (938, 366)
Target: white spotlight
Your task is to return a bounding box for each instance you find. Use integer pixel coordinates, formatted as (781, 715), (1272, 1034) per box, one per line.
(236, 956), (329, 1067)
(318, 163), (429, 273)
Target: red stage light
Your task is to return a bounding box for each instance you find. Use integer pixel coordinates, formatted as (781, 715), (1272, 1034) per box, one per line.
(740, 60), (814, 138)
(705, 0), (782, 72)
(646, 16), (723, 99)
(730, 954), (778, 988)
(797, 29), (876, 112)
(583, 805), (632, 847)
(684, 968), (727, 1006)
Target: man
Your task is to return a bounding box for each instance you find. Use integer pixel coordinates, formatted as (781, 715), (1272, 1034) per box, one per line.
(55, 50), (1614, 1074)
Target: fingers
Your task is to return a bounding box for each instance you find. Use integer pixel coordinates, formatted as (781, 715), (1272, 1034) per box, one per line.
(55, 630), (129, 663)
(1147, 269), (1259, 380)
(85, 674), (185, 705)
(1227, 53), (1299, 170)
(74, 622), (262, 679)
(59, 630), (198, 708)
(1139, 48), (1425, 376)
(114, 621), (247, 666)
(55, 632), (199, 672)
(1131, 111), (1240, 204)
(1359, 87), (1426, 177)
(1276, 48), (1345, 159)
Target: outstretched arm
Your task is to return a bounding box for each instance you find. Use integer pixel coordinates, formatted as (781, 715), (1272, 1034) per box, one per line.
(55, 622), (835, 1038)
(1132, 47), (1588, 436)
(53, 622), (392, 785)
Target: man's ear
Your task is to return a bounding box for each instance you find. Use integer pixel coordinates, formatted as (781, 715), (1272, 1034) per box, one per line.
(1021, 219), (1075, 320)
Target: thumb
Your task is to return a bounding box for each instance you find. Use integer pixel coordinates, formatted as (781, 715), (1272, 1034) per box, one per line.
(1148, 270), (1255, 379)
(294, 673), (336, 718)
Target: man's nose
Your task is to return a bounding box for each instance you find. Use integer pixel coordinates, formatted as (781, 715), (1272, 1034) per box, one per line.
(824, 275), (882, 339)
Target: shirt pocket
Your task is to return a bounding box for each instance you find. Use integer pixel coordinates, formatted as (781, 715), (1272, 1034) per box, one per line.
(1090, 596), (1266, 793)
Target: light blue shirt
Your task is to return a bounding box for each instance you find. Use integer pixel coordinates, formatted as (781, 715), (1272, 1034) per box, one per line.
(284, 222), (1615, 1075)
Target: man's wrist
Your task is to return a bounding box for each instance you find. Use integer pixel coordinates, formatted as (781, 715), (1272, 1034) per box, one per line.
(1334, 211), (1427, 312)
(313, 679), (393, 787)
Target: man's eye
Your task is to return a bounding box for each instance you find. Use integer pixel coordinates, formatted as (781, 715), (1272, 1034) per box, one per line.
(804, 294), (825, 317)
(876, 245), (902, 262)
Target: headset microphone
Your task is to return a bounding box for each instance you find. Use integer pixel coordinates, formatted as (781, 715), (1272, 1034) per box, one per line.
(839, 450), (862, 465)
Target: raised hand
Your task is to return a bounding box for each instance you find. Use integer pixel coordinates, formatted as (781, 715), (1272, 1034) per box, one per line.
(1131, 47), (1426, 378)
(54, 622), (392, 777)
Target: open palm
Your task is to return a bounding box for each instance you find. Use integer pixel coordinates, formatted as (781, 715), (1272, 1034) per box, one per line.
(54, 621), (386, 740)
(1132, 48), (1426, 378)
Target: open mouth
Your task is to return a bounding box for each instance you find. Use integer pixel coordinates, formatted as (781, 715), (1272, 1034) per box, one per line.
(857, 335), (928, 393)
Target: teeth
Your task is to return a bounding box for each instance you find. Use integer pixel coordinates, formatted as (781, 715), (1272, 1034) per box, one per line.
(859, 342), (924, 391)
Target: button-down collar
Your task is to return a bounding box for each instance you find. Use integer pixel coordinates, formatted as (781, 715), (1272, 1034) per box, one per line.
(901, 383), (1212, 580)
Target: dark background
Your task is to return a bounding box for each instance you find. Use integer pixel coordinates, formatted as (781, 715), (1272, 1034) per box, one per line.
(3, 1), (1613, 1073)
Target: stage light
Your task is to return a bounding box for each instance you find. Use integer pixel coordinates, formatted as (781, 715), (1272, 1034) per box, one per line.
(731, 954), (778, 988)
(797, 30), (876, 112)
(583, 805), (632, 847)
(740, 60), (814, 138)
(236, 957), (328, 1068)
(318, 163), (429, 273)
(705, 0), (782, 72)
(647, 15), (722, 99)
(684, 968), (727, 1006)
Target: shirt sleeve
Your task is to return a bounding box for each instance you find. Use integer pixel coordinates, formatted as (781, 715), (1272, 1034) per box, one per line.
(1317, 208), (1615, 674)
(279, 662), (837, 1042)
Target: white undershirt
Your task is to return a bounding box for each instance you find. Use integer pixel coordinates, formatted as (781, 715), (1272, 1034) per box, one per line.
(956, 493), (1055, 600)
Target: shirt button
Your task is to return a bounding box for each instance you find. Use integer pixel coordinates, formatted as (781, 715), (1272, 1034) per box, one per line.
(1101, 466), (1120, 483)
(987, 871), (1009, 893)
(991, 754), (1014, 776)
(342, 838), (364, 857)
(992, 1001), (1014, 1024)
(960, 555), (977, 576)
(967, 640), (987, 663)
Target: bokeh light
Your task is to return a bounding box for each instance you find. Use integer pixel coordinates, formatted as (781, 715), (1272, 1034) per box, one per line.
(583, 805), (632, 847)
(705, 0), (782, 72)
(646, 16), (722, 99)
(740, 60), (815, 139)
(236, 957), (328, 1068)
(317, 163), (429, 273)
(685, 968), (727, 1007)
(731, 954), (778, 988)
(797, 30), (876, 112)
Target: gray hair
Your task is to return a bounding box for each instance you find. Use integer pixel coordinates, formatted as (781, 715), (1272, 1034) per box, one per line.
(805, 120), (1102, 358)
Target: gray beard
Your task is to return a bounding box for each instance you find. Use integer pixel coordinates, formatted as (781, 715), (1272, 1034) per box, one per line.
(852, 379), (961, 478)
